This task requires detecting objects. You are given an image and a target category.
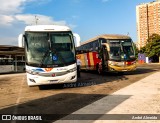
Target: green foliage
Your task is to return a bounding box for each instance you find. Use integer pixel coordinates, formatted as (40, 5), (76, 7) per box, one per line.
(133, 42), (138, 59)
(139, 46), (146, 53)
(144, 33), (160, 57)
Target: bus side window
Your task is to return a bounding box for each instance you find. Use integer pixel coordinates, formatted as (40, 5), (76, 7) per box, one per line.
(98, 47), (103, 59)
(95, 47), (99, 51)
(93, 41), (97, 51)
(89, 48), (93, 51)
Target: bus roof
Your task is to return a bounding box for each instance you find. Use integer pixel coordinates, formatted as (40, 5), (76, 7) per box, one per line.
(25, 25), (71, 32)
(81, 34), (131, 45)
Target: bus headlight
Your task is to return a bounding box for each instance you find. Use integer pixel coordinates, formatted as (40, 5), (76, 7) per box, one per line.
(26, 69), (39, 75)
(125, 61), (136, 65)
(108, 61), (116, 66)
(68, 67), (77, 73)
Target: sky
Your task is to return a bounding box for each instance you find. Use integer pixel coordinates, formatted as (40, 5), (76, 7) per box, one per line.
(0, 0), (152, 46)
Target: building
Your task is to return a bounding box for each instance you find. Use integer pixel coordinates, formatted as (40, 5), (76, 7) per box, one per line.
(136, 0), (160, 49)
(0, 45), (25, 73)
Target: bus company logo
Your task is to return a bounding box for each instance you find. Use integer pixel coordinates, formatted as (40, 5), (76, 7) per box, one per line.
(45, 68), (53, 72)
(34, 68), (44, 72)
(29, 68), (44, 73)
(56, 68), (67, 71)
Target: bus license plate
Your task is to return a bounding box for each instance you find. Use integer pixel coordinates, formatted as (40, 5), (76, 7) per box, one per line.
(122, 69), (127, 71)
(50, 80), (58, 83)
(117, 62), (124, 66)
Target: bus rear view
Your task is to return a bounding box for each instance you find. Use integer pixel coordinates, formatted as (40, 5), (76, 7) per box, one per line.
(19, 25), (78, 86)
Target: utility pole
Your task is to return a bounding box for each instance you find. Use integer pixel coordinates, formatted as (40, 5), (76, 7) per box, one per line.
(35, 16), (39, 25)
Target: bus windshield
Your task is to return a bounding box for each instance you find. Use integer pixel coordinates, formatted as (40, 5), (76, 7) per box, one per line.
(25, 32), (75, 67)
(121, 40), (135, 60)
(109, 40), (135, 61)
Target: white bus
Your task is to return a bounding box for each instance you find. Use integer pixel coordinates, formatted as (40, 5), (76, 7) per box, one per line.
(19, 25), (80, 86)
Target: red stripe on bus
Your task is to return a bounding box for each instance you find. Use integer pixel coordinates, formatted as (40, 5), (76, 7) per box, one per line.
(87, 52), (91, 67)
(92, 52), (96, 69)
(92, 52), (101, 69)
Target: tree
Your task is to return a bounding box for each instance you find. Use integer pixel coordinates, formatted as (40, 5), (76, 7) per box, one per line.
(145, 33), (160, 62)
(138, 34), (160, 62)
(139, 46), (146, 53)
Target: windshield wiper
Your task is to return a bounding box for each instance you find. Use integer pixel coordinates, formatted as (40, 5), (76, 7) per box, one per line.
(39, 50), (50, 67)
(39, 49), (67, 67)
(39, 37), (70, 67)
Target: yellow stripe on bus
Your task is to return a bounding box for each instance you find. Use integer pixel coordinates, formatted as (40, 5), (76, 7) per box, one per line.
(80, 54), (86, 68)
(89, 52), (94, 67)
(89, 52), (94, 70)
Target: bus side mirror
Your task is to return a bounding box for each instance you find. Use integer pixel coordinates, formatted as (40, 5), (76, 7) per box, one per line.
(18, 34), (28, 51)
(18, 34), (24, 47)
(73, 33), (80, 47)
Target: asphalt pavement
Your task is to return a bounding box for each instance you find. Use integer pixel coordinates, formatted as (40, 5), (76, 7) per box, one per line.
(54, 71), (160, 123)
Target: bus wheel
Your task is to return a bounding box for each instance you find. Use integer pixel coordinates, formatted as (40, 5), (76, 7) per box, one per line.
(97, 64), (103, 75)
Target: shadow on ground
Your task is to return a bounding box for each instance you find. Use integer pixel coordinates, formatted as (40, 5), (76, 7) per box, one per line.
(39, 67), (157, 90)
(0, 93), (131, 123)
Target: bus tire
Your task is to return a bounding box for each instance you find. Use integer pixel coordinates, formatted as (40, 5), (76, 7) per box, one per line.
(77, 65), (81, 78)
(118, 72), (124, 75)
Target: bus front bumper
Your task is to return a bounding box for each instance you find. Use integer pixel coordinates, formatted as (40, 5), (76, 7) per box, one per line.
(108, 64), (137, 72)
(27, 71), (77, 86)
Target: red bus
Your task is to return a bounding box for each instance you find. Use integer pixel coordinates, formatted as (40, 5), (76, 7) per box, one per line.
(76, 34), (136, 74)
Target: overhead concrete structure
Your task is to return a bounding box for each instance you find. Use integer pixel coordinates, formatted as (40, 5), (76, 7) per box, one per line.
(0, 45), (25, 72)
(0, 45), (24, 55)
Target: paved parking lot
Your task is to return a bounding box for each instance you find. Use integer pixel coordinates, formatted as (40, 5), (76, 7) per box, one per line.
(55, 71), (160, 123)
(0, 64), (160, 123)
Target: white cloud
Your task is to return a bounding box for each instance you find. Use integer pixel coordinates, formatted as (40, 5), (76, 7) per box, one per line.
(0, 0), (72, 27)
(15, 14), (67, 25)
(0, 0), (26, 15)
(0, 0), (73, 45)
(0, 0), (52, 15)
(0, 15), (14, 26)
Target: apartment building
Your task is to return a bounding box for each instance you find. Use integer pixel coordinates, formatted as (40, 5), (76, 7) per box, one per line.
(136, 0), (160, 49)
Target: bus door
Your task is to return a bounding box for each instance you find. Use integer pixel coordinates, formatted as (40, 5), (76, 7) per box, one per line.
(102, 44), (109, 71)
